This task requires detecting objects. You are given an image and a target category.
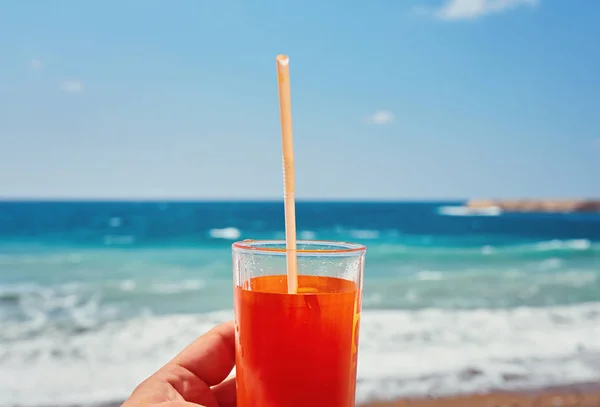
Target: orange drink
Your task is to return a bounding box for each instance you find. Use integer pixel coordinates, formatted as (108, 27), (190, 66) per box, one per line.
(232, 240), (365, 407)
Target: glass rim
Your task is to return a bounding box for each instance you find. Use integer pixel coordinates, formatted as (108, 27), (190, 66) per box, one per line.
(232, 239), (366, 255)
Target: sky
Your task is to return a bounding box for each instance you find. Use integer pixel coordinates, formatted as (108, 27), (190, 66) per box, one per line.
(0, 0), (599, 200)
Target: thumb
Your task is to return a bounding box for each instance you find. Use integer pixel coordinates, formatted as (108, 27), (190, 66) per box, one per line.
(158, 402), (208, 407)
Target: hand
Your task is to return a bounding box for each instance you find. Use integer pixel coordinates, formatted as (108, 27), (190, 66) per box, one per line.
(122, 321), (236, 407)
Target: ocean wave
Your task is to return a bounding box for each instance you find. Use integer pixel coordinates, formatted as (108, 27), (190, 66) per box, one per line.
(103, 235), (136, 245)
(114, 277), (208, 295)
(149, 279), (206, 294)
(0, 278), (204, 342)
(531, 239), (592, 251)
(415, 270), (444, 281)
(364, 266), (600, 310)
(0, 287), (118, 342)
(477, 239), (597, 258)
(208, 227), (241, 240)
(355, 304), (600, 402)
(0, 283), (45, 301)
(437, 205), (503, 217)
(366, 239), (599, 262)
(348, 229), (381, 240)
(0, 282), (87, 306)
(298, 230), (317, 240)
(490, 239), (596, 256)
(118, 279), (136, 292)
(537, 257), (563, 270)
(2, 304), (600, 405)
(0, 252), (83, 266)
(548, 271), (597, 287)
(0, 311), (232, 406)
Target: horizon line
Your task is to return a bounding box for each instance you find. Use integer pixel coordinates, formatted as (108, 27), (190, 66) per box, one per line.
(0, 197), (469, 203)
(0, 197), (598, 203)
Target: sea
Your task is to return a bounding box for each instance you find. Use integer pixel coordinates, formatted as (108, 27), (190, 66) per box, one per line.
(1, 200), (599, 406)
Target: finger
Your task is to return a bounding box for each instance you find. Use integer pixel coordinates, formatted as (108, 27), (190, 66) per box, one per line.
(212, 377), (236, 407)
(169, 320), (236, 387)
(160, 363), (218, 407)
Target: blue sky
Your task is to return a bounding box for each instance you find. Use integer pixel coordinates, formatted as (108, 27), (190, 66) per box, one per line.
(0, 0), (598, 200)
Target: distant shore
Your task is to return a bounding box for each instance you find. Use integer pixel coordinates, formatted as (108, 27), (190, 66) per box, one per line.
(467, 199), (600, 213)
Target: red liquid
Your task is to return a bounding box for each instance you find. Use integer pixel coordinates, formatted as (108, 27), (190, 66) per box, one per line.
(234, 275), (361, 407)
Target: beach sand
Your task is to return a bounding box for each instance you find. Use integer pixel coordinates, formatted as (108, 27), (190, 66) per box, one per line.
(359, 383), (600, 407)
(27, 383), (600, 407)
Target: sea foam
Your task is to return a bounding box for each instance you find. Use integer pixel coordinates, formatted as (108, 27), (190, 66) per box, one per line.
(2, 304), (600, 406)
(208, 227), (241, 240)
(438, 205), (503, 217)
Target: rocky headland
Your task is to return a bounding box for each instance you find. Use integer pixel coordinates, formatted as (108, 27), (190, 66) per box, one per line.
(467, 199), (600, 213)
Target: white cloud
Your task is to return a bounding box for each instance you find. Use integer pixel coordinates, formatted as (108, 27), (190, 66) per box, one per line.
(426, 0), (539, 21)
(366, 110), (395, 125)
(29, 59), (43, 72)
(61, 80), (84, 93)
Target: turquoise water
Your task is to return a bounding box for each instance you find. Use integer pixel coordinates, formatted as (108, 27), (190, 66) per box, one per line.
(1, 201), (599, 405)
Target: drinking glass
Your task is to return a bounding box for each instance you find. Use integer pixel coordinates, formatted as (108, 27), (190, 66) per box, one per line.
(232, 240), (366, 407)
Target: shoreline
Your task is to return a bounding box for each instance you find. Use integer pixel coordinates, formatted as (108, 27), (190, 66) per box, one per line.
(359, 382), (600, 406)
(11, 382), (600, 407)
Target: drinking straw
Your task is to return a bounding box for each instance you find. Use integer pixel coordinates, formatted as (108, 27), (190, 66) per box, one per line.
(276, 54), (299, 295)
